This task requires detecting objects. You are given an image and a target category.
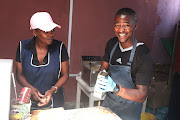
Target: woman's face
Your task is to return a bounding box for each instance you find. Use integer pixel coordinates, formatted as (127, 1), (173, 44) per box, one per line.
(34, 29), (55, 45)
(114, 15), (137, 43)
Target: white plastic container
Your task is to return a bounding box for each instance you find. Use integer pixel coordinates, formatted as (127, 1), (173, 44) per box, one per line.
(93, 70), (108, 99)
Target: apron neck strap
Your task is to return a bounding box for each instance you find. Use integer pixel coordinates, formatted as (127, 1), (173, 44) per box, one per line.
(109, 42), (119, 64)
(127, 39), (137, 66)
(109, 39), (137, 66)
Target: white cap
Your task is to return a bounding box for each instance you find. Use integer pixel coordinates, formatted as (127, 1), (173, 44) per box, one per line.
(30, 12), (61, 32)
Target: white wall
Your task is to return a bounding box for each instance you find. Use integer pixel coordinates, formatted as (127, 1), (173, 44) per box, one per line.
(0, 59), (13, 120)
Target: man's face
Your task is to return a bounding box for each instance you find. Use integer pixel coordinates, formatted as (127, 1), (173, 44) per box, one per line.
(114, 15), (137, 43)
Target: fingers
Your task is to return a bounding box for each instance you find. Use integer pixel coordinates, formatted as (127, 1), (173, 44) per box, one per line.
(33, 92), (42, 101)
(31, 88), (53, 107)
(37, 99), (47, 106)
(35, 92), (43, 102)
(107, 75), (113, 82)
(30, 87), (43, 101)
(38, 96), (51, 107)
(38, 90), (53, 107)
(95, 78), (115, 92)
(38, 91), (44, 98)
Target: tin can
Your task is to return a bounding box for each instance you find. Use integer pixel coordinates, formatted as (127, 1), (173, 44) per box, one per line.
(18, 87), (31, 104)
(10, 109), (22, 120)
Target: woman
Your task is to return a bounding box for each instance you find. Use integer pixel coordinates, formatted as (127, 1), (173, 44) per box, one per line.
(16, 12), (69, 110)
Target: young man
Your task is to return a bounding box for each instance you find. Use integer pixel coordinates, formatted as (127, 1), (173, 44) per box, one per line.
(98, 8), (153, 120)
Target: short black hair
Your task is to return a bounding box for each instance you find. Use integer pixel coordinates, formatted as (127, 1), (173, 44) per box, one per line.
(115, 8), (137, 22)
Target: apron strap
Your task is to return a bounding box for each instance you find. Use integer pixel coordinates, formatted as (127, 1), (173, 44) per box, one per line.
(127, 39), (137, 66)
(109, 42), (119, 65)
(109, 39), (137, 66)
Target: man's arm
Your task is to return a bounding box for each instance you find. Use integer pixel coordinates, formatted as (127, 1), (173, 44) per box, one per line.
(117, 84), (149, 103)
(116, 46), (153, 103)
(99, 61), (109, 71)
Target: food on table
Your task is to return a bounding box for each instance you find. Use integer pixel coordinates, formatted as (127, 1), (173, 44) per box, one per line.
(73, 106), (121, 120)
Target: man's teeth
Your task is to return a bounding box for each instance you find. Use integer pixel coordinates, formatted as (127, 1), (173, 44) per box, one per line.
(119, 34), (125, 37)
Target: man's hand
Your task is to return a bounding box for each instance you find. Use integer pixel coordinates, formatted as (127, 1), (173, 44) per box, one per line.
(95, 71), (116, 93)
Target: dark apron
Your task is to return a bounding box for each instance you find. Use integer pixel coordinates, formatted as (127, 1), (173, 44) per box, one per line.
(21, 39), (64, 110)
(31, 87), (64, 110)
(102, 39), (142, 120)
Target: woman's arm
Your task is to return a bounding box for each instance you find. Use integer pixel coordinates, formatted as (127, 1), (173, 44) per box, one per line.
(52, 60), (69, 91)
(16, 61), (43, 102)
(16, 62), (32, 87)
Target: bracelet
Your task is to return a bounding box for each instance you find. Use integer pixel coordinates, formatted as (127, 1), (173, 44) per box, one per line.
(52, 86), (58, 93)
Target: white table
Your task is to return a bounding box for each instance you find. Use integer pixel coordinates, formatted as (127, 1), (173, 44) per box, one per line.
(35, 107), (122, 120)
(76, 75), (105, 108)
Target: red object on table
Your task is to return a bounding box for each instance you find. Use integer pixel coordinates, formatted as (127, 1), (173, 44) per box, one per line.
(18, 87), (31, 104)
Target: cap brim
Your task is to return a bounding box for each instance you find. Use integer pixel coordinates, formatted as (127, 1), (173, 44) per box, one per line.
(39, 23), (61, 32)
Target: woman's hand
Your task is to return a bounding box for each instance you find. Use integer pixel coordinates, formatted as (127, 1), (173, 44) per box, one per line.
(31, 87), (43, 102)
(37, 89), (54, 107)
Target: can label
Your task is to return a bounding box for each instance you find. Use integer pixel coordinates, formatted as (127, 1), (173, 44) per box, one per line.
(10, 109), (22, 120)
(18, 87), (31, 104)
(94, 70), (108, 99)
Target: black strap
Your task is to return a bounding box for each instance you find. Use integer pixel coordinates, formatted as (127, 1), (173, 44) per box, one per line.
(127, 39), (137, 66)
(109, 39), (137, 66)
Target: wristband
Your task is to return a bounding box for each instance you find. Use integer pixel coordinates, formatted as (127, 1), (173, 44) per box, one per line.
(113, 85), (120, 93)
(52, 86), (58, 93)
